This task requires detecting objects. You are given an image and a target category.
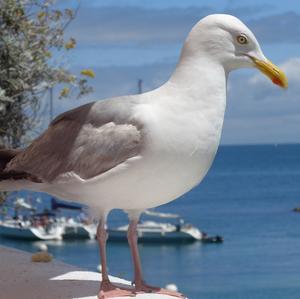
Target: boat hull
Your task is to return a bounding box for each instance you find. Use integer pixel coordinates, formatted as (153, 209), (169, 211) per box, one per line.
(62, 225), (95, 240)
(0, 224), (62, 241)
(0, 225), (39, 240)
(108, 229), (197, 243)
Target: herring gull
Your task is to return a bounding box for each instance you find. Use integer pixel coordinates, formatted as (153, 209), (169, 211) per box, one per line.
(0, 14), (287, 299)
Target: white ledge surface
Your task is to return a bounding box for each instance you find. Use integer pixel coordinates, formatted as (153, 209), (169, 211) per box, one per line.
(0, 246), (186, 299)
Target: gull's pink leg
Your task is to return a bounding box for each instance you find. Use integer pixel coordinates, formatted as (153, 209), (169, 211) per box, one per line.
(97, 218), (134, 299)
(127, 217), (186, 298)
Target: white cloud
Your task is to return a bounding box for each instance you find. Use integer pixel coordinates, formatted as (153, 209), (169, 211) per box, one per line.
(227, 57), (300, 117)
(222, 57), (300, 144)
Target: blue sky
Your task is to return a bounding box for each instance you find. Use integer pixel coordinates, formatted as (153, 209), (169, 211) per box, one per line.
(52, 0), (300, 144)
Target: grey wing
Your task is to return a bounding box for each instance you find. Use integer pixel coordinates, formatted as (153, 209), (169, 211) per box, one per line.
(6, 101), (143, 182)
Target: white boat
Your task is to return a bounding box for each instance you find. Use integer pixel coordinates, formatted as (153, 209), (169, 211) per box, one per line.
(0, 219), (63, 241)
(108, 210), (212, 243)
(0, 197), (98, 241)
(0, 198), (63, 241)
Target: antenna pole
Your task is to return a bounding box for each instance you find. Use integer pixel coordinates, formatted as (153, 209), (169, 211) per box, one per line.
(138, 79), (143, 94)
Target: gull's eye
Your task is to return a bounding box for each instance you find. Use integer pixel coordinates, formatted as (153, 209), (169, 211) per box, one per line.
(237, 34), (248, 45)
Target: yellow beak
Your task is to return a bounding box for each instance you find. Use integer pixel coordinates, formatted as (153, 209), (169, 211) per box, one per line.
(250, 57), (288, 89)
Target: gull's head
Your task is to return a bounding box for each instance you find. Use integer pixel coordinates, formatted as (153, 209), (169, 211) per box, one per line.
(184, 14), (288, 88)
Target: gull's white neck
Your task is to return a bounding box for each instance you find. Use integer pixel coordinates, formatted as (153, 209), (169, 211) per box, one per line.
(158, 54), (228, 138)
(143, 52), (228, 156)
(167, 54), (227, 106)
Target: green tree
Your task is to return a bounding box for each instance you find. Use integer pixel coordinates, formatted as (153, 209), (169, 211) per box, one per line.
(0, 0), (94, 148)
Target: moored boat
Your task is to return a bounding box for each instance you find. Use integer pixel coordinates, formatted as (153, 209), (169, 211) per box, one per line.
(108, 210), (222, 243)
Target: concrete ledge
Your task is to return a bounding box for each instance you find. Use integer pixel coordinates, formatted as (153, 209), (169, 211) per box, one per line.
(0, 246), (185, 299)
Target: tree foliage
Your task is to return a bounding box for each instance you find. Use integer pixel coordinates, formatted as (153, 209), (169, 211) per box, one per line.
(0, 0), (93, 147)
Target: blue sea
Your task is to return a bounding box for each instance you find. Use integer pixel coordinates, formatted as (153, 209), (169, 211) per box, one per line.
(1, 144), (300, 299)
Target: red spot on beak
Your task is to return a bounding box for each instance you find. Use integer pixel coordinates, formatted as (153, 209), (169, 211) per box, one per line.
(272, 77), (282, 86)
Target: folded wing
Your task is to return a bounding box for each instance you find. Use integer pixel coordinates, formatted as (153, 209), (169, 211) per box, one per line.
(5, 101), (143, 182)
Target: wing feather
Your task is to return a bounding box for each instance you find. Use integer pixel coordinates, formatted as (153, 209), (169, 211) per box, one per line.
(6, 100), (142, 182)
